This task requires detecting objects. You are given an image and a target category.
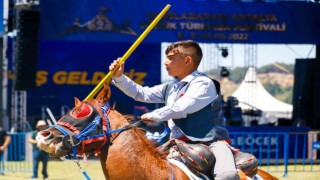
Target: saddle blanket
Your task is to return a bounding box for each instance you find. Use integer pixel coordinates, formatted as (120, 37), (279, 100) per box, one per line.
(168, 158), (210, 180)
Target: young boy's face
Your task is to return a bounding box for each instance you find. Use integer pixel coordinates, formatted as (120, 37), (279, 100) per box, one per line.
(164, 47), (190, 79)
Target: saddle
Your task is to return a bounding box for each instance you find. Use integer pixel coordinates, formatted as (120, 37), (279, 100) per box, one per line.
(158, 139), (258, 178)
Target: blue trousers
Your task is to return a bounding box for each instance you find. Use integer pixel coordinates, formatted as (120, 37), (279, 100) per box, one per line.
(32, 150), (49, 178)
(0, 152), (4, 174)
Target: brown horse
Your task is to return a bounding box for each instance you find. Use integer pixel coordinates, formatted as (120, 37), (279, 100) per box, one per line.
(36, 83), (278, 180)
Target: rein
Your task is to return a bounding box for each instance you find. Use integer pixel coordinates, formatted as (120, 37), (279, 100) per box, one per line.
(107, 119), (143, 134)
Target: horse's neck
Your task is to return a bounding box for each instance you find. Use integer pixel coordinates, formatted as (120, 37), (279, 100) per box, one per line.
(103, 112), (174, 179)
(108, 129), (167, 171)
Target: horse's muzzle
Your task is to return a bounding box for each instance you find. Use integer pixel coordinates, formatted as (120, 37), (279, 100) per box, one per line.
(36, 130), (66, 156)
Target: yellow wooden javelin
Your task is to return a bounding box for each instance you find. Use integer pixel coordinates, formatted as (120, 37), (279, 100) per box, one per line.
(84, 4), (171, 101)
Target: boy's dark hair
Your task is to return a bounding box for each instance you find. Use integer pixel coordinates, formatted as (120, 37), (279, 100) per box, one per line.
(165, 40), (203, 68)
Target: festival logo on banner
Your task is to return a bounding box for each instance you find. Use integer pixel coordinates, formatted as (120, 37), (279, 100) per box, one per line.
(59, 7), (137, 36)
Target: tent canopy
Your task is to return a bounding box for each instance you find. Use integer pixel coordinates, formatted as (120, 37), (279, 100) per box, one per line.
(232, 67), (292, 120)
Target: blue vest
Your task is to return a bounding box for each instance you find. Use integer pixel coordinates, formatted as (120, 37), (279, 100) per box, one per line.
(163, 75), (230, 142)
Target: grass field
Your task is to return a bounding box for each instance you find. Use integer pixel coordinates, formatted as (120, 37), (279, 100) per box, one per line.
(1, 160), (319, 180)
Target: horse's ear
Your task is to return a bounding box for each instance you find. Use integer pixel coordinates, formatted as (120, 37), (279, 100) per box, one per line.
(74, 97), (81, 107)
(111, 101), (116, 110)
(96, 82), (111, 104)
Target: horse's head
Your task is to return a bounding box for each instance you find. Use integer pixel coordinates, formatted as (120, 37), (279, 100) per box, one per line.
(36, 83), (112, 157)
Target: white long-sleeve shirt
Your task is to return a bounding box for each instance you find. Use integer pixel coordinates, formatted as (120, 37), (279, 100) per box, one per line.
(112, 70), (217, 139)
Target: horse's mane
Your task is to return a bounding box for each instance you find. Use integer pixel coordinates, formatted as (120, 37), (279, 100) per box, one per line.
(77, 83), (166, 160)
(123, 114), (166, 159)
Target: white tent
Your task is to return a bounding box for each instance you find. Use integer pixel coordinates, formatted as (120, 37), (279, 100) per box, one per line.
(232, 67), (292, 125)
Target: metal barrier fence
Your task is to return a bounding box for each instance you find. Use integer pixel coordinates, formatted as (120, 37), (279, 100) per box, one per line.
(2, 131), (320, 176)
(229, 131), (320, 176)
(2, 132), (32, 173)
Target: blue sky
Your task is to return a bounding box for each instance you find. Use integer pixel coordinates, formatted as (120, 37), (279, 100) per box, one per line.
(161, 43), (316, 81)
(232, 44), (315, 67)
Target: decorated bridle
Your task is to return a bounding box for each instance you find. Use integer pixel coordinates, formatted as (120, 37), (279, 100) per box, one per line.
(51, 101), (142, 159)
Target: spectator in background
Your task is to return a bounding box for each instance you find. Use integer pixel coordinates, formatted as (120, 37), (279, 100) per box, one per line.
(29, 120), (49, 179)
(0, 127), (11, 175)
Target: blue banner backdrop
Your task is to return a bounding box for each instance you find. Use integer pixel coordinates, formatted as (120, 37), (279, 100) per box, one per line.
(39, 0), (320, 44)
(0, 1), (3, 36)
(26, 41), (161, 118)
